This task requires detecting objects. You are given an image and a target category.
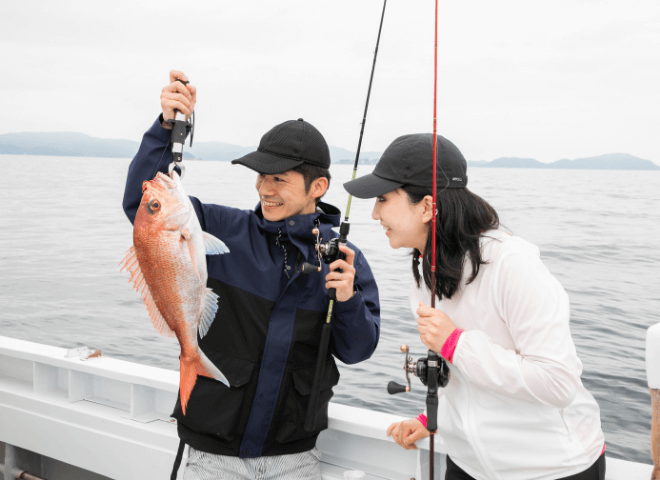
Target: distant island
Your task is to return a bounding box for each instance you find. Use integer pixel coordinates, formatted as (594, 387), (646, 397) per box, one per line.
(468, 155), (660, 171)
(0, 132), (657, 170)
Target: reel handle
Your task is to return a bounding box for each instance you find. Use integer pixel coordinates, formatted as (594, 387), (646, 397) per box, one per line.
(302, 262), (321, 274)
(387, 381), (409, 395)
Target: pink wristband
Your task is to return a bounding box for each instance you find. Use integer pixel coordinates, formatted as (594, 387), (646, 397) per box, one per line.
(440, 328), (464, 364)
(416, 413), (427, 428)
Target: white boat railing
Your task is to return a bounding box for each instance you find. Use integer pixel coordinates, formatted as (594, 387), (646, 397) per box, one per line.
(0, 335), (655, 480)
(0, 336), (439, 480)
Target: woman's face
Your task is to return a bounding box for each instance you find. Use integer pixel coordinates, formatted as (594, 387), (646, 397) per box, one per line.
(372, 189), (432, 251)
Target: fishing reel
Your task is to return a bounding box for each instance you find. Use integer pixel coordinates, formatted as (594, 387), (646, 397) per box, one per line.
(301, 222), (350, 275)
(167, 78), (195, 179)
(387, 345), (449, 395)
(318, 236), (347, 265)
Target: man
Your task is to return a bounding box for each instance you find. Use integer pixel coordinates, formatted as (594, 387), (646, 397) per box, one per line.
(122, 71), (380, 480)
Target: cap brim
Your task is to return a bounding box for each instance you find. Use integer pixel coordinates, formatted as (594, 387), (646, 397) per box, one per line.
(231, 150), (305, 174)
(343, 173), (403, 199)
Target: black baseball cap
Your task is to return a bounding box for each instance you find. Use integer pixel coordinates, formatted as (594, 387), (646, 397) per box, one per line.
(231, 118), (331, 174)
(343, 133), (468, 198)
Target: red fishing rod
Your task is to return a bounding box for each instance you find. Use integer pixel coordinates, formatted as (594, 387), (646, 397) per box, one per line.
(387, 1), (448, 478)
(427, 1), (441, 477)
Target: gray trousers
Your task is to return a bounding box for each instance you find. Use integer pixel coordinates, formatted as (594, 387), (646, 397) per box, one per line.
(183, 446), (322, 480)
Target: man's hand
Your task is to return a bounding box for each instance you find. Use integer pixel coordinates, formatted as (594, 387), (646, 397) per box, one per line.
(416, 301), (457, 353)
(325, 244), (356, 302)
(160, 70), (196, 128)
(386, 418), (430, 450)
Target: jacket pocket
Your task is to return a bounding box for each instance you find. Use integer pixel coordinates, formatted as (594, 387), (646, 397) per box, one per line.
(173, 351), (255, 442)
(275, 360), (340, 444)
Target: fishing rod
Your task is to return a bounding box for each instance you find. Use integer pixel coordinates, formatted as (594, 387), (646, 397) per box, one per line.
(387, 1), (449, 478)
(167, 78), (195, 179)
(301, 0), (388, 433)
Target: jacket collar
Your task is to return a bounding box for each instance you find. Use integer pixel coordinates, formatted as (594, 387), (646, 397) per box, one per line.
(253, 201), (341, 260)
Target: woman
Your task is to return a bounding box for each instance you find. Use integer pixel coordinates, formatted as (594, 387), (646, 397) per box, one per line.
(343, 134), (606, 480)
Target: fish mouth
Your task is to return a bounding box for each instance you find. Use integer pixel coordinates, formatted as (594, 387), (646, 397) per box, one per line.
(143, 173), (178, 195)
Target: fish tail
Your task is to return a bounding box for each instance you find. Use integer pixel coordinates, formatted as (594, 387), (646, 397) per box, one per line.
(179, 350), (230, 416)
(196, 348), (230, 387)
(179, 357), (199, 416)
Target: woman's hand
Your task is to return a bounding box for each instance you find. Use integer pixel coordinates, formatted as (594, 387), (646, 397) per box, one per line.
(386, 418), (430, 450)
(416, 301), (457, 353)
(325, 244), (356, 302)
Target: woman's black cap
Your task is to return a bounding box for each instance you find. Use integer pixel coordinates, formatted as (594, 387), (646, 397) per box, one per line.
(231, 118), (331, 174)
(343, 133), (468, 199)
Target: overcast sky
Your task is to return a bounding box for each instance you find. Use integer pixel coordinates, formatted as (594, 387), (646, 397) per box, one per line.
(2, 0), (659, 163)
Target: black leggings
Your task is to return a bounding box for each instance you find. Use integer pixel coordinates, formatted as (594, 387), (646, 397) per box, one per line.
(446, 454), (606, 480)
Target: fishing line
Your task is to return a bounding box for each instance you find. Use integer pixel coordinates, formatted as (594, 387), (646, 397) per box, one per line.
(343, 0), (388, 224)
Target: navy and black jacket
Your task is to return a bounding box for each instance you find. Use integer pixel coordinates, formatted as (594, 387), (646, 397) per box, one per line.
(122, 119), (381, 458)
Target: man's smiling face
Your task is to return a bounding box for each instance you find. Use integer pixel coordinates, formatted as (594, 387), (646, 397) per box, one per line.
(256, 170), (321, 222)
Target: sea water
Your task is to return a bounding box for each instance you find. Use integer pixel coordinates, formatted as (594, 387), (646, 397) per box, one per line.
(1, 155), (658, 464)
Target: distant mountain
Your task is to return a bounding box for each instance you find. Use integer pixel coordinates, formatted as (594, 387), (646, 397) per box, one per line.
(2, 132), (657, 170)
(330, 146), (382, 165)
(0, 131), (382, 164)
(187, 142), (253, 161)
(467, 154), (659, 171)
(0, 132), (143, 159)
(549, 153), (658, 170)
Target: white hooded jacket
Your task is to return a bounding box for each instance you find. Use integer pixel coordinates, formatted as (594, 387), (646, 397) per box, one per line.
(410, 229), (604, 480)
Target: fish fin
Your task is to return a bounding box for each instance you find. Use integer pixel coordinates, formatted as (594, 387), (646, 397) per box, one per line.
(203, 232), (230, 255)
(197, 348), (230, 387)
(119, 246), (175, 338)
(198, 288), (219, 339)
(183, 233), (203, 285)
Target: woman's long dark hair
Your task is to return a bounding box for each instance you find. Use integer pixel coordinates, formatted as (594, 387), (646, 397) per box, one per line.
(404, 185), (499, 300)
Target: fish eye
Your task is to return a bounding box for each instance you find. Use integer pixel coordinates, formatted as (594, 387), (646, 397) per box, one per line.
(146, 200), (161, 215)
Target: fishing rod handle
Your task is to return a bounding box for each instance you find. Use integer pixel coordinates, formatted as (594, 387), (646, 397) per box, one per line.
(304, 322), (333, 432)
(169, 78), (194, 152)
(426, 351), (439, 432)
(172, 78), (190, 126)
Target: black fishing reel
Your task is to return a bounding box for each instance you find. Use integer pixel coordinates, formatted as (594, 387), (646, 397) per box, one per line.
(318, 236), (347, 265)
(387, 345), (449, 395)
(301, 222), (350, 275)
